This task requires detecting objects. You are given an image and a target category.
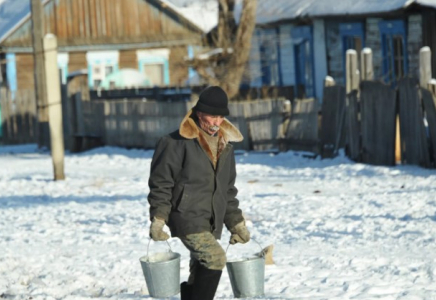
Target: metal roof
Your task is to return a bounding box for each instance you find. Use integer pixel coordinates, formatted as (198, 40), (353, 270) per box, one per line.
(2, 0), (436, 44)
(237, 0), (436, 25)
(0, 0), (34, 44)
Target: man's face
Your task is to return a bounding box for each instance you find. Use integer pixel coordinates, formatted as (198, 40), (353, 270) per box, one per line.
(197, 111), (225, 135)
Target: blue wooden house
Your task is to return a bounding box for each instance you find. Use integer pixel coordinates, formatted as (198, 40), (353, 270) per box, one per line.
(243, 0), (436, 102)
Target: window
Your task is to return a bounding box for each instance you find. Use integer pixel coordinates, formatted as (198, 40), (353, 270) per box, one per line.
(137, 49), (170, 87)
(91, 62), (115, 88)
(259, 28), (281, 86)
(379, 20), (407, 86)
(143, 63), (164, 86)
(340, 23), (365, 79)
(292, 26), (314, 98)
(86, 51), (119, 88)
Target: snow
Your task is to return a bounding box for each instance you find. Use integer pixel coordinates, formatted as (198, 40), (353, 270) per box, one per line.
(162, 0), (218, 33)
(1, 144), (436, 299)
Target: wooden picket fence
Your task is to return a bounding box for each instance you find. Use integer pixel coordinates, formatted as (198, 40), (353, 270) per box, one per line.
(0, 88), (37, 144)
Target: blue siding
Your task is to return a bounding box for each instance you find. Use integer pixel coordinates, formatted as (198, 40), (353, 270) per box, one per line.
(279, 24), (295, 86)
(249, 28), (262, 87)
(313, 20), (328, 102)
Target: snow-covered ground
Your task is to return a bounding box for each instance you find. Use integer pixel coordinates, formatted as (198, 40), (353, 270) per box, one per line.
(1, 144), (436, 299)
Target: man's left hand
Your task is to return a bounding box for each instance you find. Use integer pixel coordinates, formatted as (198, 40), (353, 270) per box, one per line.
(229, 221), (250, 244)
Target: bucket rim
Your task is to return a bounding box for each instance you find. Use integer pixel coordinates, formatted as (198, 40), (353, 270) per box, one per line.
(139, 252), (181, 264)
(226, 256), (265, 265)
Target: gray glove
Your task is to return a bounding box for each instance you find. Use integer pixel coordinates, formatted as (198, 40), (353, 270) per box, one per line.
(229, 221), (250, 244)
(149, 217), (170, 241)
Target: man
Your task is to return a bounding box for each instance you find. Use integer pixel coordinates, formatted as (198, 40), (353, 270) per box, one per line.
(148, 86), (250, 300)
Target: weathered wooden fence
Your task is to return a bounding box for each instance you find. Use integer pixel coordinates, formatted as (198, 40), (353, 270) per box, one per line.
(67, 96), (291, 152)
(398, 78), (431, 167)
(228, 99), (287, 151)
(360, 81), (397, 166)
(320, 79), (436, 168)
(320, 85), (346, 158)
(282, 98), (319, 153)
(0, 88), (37, 144)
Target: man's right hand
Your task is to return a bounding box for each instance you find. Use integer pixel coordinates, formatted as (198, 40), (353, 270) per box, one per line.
(150, 217), (170, 241)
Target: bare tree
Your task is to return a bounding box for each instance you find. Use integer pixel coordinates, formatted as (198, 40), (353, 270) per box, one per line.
(191, 0), (257, 99)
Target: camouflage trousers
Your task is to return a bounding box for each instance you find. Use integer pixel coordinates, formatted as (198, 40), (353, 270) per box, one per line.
(180, 231), (226, 284)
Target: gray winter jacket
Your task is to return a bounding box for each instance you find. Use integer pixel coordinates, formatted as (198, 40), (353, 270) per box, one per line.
(148, 110), (244, 239)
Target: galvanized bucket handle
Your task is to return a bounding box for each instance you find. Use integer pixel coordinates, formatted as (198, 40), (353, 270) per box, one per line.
(147, 239), (173, 258)
(226, 238), (264, 257)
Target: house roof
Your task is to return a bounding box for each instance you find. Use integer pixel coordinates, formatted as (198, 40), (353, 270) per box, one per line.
(0, 0), (36, 44)
(0, 0), (211, 45)
(236, 0), (436, 25)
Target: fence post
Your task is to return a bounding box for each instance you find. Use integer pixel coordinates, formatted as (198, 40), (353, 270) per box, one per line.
(428, 79), (436, 107)
(346, 49), (359, 94)
(361, 48), (373, 81)
(324, 76), (335, 87)
(420, 46), (432, 88)
(44, 34), (65, 180)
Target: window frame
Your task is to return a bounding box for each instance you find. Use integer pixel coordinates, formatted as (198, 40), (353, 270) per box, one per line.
(339, 23), (365, 79)
(139, 58), (168, 86)
(292, 25), (315, 98)
(378, 20), (408, 86)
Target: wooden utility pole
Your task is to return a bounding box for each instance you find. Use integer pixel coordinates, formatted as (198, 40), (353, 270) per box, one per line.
(30, 0), (50, 148)
(44, 34), (65, 180)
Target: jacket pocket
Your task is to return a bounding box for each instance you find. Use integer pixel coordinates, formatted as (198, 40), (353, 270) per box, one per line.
(177, 184), (192, 212)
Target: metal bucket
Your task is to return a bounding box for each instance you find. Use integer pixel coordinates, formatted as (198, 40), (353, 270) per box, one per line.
(226, 242), (265, 298)
(139, 241), (181, 298)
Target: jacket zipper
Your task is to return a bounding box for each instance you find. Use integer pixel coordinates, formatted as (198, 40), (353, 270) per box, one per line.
(211, 145), (230, 233)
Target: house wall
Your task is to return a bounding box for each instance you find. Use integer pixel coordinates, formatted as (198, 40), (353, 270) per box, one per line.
(248, 28), (262, 87)
(313, 20), (328, 102)
(68, 52), (88, 72)
(11, 46), (189, 92)
(365, 18), (383, 80)
(325, 14), (423, 86)
(119, 50), (138, 70)
(168, 46), (188, 86)
(15, 53), (34, 90)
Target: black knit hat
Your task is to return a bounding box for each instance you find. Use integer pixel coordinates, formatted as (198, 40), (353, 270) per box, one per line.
(194, 86), (230, 116)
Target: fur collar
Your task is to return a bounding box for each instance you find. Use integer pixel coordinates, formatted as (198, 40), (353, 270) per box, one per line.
(179, 109), (243, 143)
(179, 109), (243, 166)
